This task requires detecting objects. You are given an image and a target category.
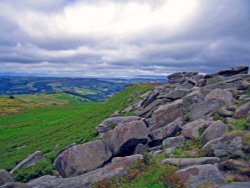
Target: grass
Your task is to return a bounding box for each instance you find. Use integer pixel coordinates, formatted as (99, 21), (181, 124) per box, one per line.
(0, 84), (152, 174)
(0, 97), (40, 116)
(232, 118), (248, 130)
(15, 93), (88, 106)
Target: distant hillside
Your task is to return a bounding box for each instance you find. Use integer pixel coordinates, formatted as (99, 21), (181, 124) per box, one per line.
(0, 76), (166, 102)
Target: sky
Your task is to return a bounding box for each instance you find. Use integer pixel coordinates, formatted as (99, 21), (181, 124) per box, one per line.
(0, 0), (250, 77)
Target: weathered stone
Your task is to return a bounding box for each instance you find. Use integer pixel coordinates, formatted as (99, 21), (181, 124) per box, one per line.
(140, 91), (159, 108)
(28, 155), (143, 188)
(162, 157), (220, 168)
(0, 170), (13, 186)
(159, 89), (189, 100)
(220, 182), (250, 188)
(235, 101), (250, 119)
(134, 144), (149, 155)
(182, 119), (211, 139)
(201, 121), (228, 144)
(182, 89), (204, 111)
(162, 136), (185, 149)
(202, 134), (245, 159)
(96, 116), (141, 134)
(216, 66), (249, 77)
(10, 151), (44, 174)
(167, 72), (199, 83)
(0, 182), (31, 188)
(150, 100), (183, 130)
(187, 99), (220, 121)
(205, 89), (233, 105)
(150, 118), (183, 141)
(54, 140), (112, 177)
(102, 120), (149, 156)
(219, 159), (250, 176)
(218, 107), (233, 117)
(176, 164), (227, 188)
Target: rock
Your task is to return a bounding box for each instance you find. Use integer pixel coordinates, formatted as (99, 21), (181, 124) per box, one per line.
(216, 66), (249, 77)
(205, 89), (233, 105)
(135, 99), (165, 118)
(165, 147), (176, 157)
(201, 121), (228, 144)
(235, 101), (250, 119)
(218, 107), (233, 117)
(162, 157), (220, 168)
(176, 164), (227, 188)
(10, 151), (44, 174)
(54, 140), (112, 177)
(227, 105), (237, 111)
(162, 136), (185, 149)
(167, 72), (199, 83)
(140, 91), (159, 108)
(28, 155), (143, 188)
(220, 182), (250, 188)
(102, 120), (149, 156)
(187, 99), (220, 121)
(0, 182), (31, 188)
(150, 99), (183, 130)
(219, 159), (250, 176)
(182, 89), (204, 110)
(202, 134), (245, 159)
(0, 170), (13, 186)
(158, 89), (189, 100)
(96, 116), (141, 135)
(134, 144), (149, 155)
(182, 119), (211, 139)
(150, 118), (183, 142)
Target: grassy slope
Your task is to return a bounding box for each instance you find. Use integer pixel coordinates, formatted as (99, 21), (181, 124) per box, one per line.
(15, 93), (88, 106)
(0, 84), (152, 170)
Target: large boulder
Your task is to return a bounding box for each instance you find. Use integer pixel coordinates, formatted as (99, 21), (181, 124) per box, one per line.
(162, 136), (185, 149)
(176, 164), (227, 188)
(205, 89), (233, 105)
(182, 119), (211, 139)
(219, 159), (250, 176)
(187, 99), (220, 121)
(158, 89), (189, 100)
(0, 182), (31, 188)
(102, 120), (149, 156)
(0, 170), (13, 186)
(162, 157), (220, 168)
(54, 140), (112, 177)
(216, 66), (249, 77)
(150, 118), (183, 142)
(201, 120), (228, 144)
(220, 182), (250, 188)
(96, 116), (141, 135)
(10, 151), (44, 174)
(167, 72), (199, 83)
(150, 99), (183, 130)
(202, 134), (245, 159)
(28, 155), (143, 188)
(235, 101), (250, 119)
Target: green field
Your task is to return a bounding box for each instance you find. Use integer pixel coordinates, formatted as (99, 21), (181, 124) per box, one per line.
(0, 84), (152, 174)
(15, 93), (88, 106)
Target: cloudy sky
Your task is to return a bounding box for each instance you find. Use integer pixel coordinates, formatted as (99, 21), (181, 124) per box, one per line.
(0, 0), (250, 77)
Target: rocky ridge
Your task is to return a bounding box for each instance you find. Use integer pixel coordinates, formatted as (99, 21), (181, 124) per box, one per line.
(1, 66), (250, 188)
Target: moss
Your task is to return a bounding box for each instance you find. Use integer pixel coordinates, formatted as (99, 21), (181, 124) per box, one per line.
(171, 149), (192, 158)
(232, 118), (248, 130)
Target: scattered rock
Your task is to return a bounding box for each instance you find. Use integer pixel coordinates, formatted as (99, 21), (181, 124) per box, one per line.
(201, 120), (228, 144)
(220, 182), (250, 188)
(96, 116), (141, 135)
(134, 144), (149, 155)
(162, 136), (185, 149)
(219, 159), (250, 176)
(176, 164), (227, 188)
(10, 151), (44, 174)
(0, 182), (31, 188)
(150, 118), (183, 142)
(102, 120), (149, 156)
(216, 66), (249, 77)
(29, 155), (143, 188)
(218, 107), (233, 117)
(158, 89), (189, 100)
(235, 101), (250, 119)
(0, 170), (13, 186)
(205, 89), (233, 105)
(54, 140), (112, 177)
(202, 134), (245, 159)
(182, 119), (211, 139)
(150, 99), (183, 130)
(162, 157), (220, 168)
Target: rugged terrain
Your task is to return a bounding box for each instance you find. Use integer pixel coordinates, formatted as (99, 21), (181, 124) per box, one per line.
(1, 66), (250, 188)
